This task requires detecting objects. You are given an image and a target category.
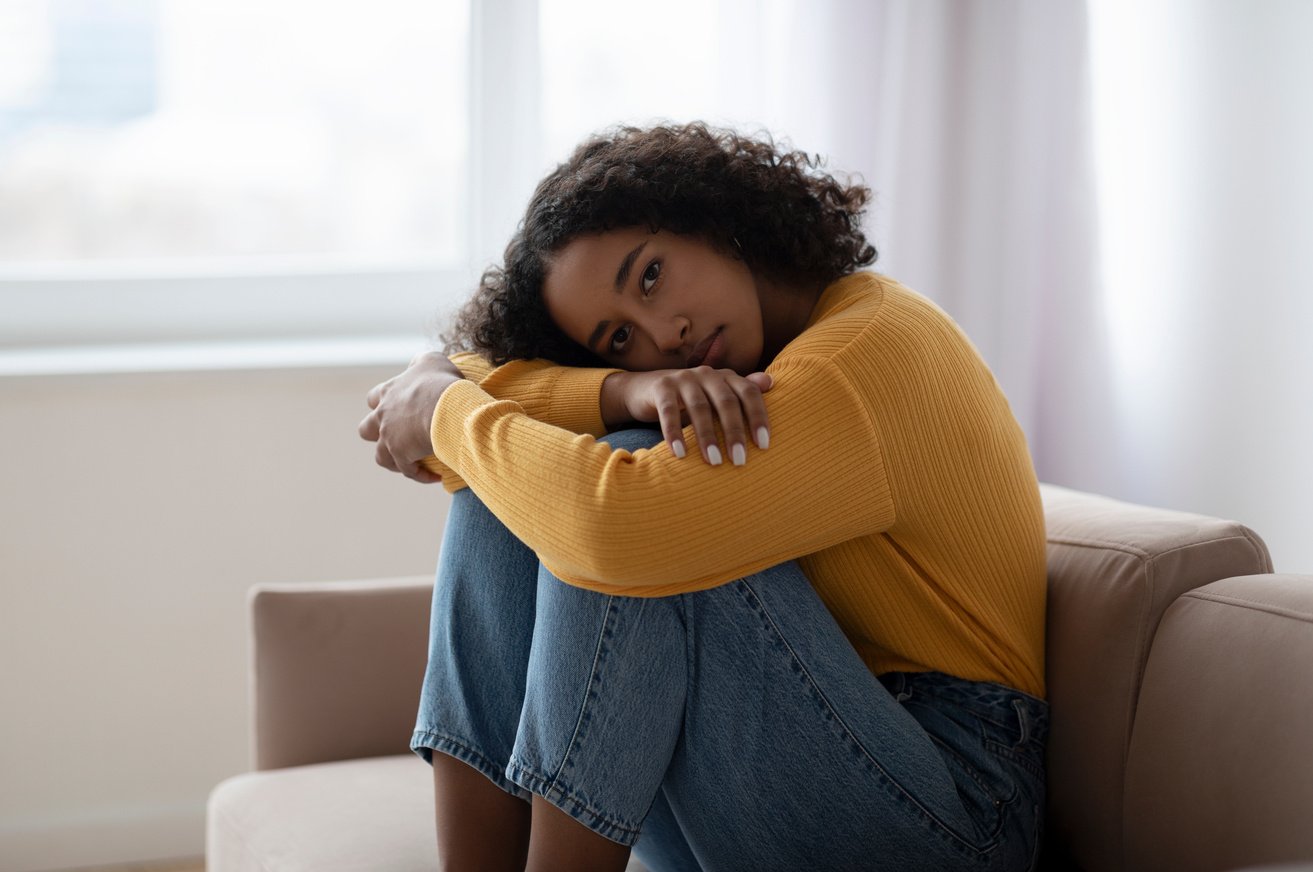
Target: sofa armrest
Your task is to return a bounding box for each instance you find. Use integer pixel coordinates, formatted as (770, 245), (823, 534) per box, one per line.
(1039, 484), (1273, 872)
(1123, 573), (1313, 872)
(249, 576), (434, 770)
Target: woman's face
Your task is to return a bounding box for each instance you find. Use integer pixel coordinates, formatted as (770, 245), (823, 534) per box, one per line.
(542, 228), (765, 374)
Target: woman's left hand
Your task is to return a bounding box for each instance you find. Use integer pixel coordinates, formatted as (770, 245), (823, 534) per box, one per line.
(358, 352), (464, 483)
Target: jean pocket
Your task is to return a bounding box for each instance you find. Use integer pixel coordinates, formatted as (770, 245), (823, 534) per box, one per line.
(979, 697), (1047, 783)
(905, 697), (1020, 851)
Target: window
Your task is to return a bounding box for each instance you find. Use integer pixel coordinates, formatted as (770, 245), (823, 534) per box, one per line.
(1, 0), (470, 347)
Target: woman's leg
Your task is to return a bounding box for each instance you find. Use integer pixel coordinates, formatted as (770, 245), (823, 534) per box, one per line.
(416, 428), (1046, 870)
(412, 445), (646, 872)
(412, 486), (540, 871)
(503, 436), (1046, 872)
(634, 567), (1046, 871)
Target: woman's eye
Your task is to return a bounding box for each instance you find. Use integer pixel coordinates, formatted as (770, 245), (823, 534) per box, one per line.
(640, 260), (661, 294)
(610, 324), (632, 353)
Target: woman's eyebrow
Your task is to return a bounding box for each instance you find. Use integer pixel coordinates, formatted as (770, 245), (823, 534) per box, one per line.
(614, 241), (648, 290)
(587, 319), (612, 353)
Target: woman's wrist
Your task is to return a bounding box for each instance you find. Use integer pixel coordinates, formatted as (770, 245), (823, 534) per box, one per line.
(600, 371), (634, 429)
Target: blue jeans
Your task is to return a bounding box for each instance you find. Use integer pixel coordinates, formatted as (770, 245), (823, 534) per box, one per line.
(411, 430), (1047, 872)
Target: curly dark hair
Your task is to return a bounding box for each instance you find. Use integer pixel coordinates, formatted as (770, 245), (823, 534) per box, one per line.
(444, 122), (876, 366)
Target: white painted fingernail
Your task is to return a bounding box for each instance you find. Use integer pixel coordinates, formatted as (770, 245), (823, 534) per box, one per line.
(706, 445), (723, 466)
(671, 440), (686, 458)
(731, 444), (746, 466)
(756, 427), (770, 450)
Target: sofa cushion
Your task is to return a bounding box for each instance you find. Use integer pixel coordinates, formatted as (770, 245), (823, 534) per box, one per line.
(1123, 574), (1313, 872)
(207, 754), (653, 872)
(1039, 484), (1271, 872)
(207, 755), (437, 872)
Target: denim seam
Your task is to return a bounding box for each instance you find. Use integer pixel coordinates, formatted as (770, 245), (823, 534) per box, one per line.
(735, 579), (999, 860)
(506, 759), (643, 846)
(923, 728), (1018, 815)
(983, 739), (1047, 782)
(911, 682), (1041, 733)
(411, 729), (532, 800)
(547, 595), (617, 791)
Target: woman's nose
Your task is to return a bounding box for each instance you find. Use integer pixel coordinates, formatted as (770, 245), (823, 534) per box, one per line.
(653, 317), (690, 354)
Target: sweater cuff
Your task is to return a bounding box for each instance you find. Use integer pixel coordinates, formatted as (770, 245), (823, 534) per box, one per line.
(480, 363), (617, 436)
(429, 378), (518, 475)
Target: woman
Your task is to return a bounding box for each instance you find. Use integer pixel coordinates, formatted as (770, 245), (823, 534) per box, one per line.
(359, 123), (1048, 872)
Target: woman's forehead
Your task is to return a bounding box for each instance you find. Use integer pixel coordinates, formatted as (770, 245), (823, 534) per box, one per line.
(546, 228), (657, 293)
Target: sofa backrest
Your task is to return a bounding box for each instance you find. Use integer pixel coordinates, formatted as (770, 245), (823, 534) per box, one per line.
(1039, 484), (1272, 872)
(1122, 573), (1313, 871)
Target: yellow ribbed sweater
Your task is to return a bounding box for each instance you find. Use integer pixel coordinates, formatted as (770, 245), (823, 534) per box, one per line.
(421, 272), (1047, 697)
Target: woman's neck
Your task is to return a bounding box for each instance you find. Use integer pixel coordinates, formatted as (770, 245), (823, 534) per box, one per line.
(756, 276), (825, 367)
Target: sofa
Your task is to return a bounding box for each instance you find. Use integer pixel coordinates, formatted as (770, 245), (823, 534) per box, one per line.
(207, 484), (1313, 871)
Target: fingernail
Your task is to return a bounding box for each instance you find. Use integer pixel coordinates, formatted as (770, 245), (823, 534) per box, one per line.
(706, 445), (723, 466)
(671, 439), (686, 459)
(731, 444), (746, 466)
(756, 427), (770, 450)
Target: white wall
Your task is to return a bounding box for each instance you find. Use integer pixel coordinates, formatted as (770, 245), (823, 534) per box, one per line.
(0, 362), (450, 871)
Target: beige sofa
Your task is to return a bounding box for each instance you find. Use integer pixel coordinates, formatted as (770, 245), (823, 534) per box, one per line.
(207, 484), (1313, 871)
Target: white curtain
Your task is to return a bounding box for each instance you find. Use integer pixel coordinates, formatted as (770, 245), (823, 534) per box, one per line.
(1083, 0), (1313, 572)
(739, 0), (1311, 571)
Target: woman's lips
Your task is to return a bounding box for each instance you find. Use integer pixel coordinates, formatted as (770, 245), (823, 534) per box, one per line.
(687, 328), (726, 368)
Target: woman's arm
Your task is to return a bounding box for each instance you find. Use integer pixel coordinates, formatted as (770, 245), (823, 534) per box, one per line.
(366, 353), (773, 487)
(428, 354), (894, 596)
(448, 352), (619, 437)
(363, 352), (620, 487)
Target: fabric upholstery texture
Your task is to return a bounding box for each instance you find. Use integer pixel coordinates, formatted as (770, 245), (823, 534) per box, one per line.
(1039, 484), (1272, 872)
(251, 577), (433, 770)
(207, 755), (435, 871)
(1124, 574), (1313, 872)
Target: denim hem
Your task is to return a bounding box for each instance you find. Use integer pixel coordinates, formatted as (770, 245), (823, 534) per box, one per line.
(505, 758), (644, 846)
(410, 729), (532, 802)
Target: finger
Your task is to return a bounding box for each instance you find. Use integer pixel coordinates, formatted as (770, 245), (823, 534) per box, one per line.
(730, 377), (771, 450)
(358, 410), (380, 442)
(746, 371), (774, 392)
(678, 378), (722, 465)
(651, 377), (687, 458)
(403, 462), (443, 484)
(703, 375), (751, 466)
(414, 463), (444, 484)
(366, 379), (388, 410)
(375, 441), (399, 473)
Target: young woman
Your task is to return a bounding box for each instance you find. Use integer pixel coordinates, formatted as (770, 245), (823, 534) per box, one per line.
(359, 123), (1048, 872)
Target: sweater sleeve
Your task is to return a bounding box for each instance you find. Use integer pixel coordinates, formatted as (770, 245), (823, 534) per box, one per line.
(430, 354), (896, 596)
(419, 354), (619, 491)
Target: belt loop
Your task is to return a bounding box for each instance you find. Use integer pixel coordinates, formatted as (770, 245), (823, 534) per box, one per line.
(879, 671), (912, 702)
(1012, 697), (1030, 745)
(894, 672), (911, 702)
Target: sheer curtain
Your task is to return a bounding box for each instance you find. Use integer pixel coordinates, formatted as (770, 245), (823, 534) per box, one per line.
(665, 0), (1312, 570)
(1084, 0), (1313, 572)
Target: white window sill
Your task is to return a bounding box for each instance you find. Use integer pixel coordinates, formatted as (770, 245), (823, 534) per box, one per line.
(0, 336), (430, 377)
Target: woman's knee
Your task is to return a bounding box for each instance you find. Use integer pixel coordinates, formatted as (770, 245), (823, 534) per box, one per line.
(598, 427), (663, 452)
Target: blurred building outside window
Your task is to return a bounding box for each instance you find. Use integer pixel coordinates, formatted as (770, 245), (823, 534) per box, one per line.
(0, 0), (467, 266)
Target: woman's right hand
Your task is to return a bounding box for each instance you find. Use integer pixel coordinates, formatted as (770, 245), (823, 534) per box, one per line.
(601, 367), (773, 465)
